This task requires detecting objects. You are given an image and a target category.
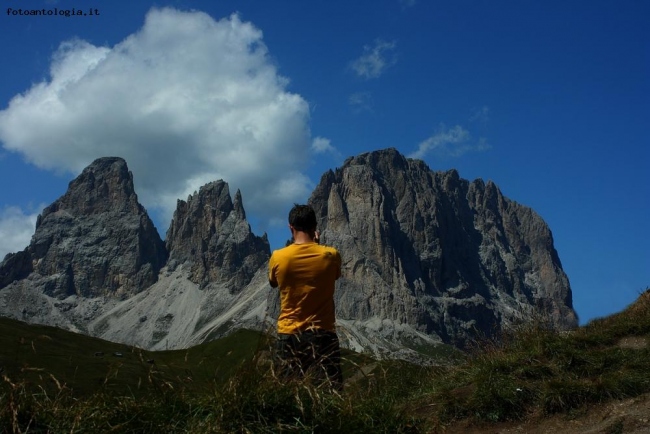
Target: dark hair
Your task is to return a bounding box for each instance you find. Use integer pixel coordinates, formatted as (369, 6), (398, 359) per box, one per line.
(288, 204), (317, 232)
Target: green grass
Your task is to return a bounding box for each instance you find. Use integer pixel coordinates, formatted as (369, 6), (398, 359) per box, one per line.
(0, 318), (426, 432)
(406, 340), (465, 362)
(0, 318), (423, 432)
(1, 288), (649, 432)
(420, 288), (650, 427)
(0, 317), (262, 397)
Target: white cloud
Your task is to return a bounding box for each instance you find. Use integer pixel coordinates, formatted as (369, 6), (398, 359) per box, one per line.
(0, 8), (314, 228)
(310, 136), (341, 158)
(350, 39), (397, 79)
(0, 206), (42, 260)
(409, 124), (491, 159)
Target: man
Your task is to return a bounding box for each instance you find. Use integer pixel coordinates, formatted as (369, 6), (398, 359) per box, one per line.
(268, 204), (343, 389)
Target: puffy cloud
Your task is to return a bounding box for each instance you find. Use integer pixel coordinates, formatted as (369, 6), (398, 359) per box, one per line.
(310, 137), (340, 158)
(0, 206), (41, 260)
(0, 8), (314, 228)
(409, 124), (491, 159)
(350, 39), (397, 79)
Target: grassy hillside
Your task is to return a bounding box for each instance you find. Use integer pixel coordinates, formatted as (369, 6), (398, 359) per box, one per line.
(420, 289), (650, 428)
(0, 317), (263, 397)
(1, 288), (648, 432)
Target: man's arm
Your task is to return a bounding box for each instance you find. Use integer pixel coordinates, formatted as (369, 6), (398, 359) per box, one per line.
(268, 254), (278, 288)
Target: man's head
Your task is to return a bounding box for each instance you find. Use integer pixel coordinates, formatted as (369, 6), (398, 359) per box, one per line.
(288, 204), (317, 235)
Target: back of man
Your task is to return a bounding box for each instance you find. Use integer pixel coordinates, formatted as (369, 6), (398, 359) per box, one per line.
(270, 242), (340, 334)
(268, 204), (342, 389)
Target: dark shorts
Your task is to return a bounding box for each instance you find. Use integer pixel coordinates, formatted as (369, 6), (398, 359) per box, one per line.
(274, 330), (343, 389)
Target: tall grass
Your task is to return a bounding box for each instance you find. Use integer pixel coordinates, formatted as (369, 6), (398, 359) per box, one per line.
(1, 289), (648, 432)
(1, 340), (424, 433)
(421, 289), (650, 427)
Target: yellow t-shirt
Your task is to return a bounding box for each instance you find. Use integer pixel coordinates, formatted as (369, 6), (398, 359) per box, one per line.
(268, 242), (341, 334)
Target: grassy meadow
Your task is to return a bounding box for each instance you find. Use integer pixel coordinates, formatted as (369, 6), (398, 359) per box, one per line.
(1, 288), (649, 433)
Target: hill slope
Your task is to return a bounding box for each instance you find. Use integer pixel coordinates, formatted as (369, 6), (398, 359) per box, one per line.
(0, 289), (647, 432)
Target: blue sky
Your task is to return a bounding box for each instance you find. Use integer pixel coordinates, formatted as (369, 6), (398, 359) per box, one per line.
(0, 0), (648, 324)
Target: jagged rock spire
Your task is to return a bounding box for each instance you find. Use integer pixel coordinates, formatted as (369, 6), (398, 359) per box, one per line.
(0, 157), (167, 298)
(165, 180), (270, 289)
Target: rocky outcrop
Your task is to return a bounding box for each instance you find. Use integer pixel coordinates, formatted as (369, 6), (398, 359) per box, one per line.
(0, 150), (578, 360)
(0, 162), (272, 346)
(0, 157), (167, 299)
(310, 148), (577, 348)
(91, 179), (276, 350)
(165, 181), (270, 290)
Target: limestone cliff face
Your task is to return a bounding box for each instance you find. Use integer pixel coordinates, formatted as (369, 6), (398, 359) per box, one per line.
(0, 150), (577, 359)
(93, 180), (272, 350)
(309, 148), (577, 347)
(165, 181), (270, 290)
(0, 163), (271, 346)
(0, 157), (167, 299)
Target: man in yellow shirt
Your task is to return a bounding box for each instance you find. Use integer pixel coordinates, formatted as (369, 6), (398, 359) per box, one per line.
(268, 204), (342, 389)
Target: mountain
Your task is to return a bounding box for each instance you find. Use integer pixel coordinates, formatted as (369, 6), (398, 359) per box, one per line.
(0, 150), (577, 360)
(309, 148), (577, 353)
(165, 181), (270, 290)
(0, 157), (168, 332)
(0, 157), (167, 298)
(0, 158), (272, 346)
(90, 180), (273, 350)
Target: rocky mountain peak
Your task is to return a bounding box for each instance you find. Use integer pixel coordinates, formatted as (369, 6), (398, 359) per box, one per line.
(39, 157), (140, 222)
(0, 150), (579, 360)
(233, 189), (246, 220)
(310, 148), (577, 348)
(0, 156), (167, 299)
(166, 180), (270, 289)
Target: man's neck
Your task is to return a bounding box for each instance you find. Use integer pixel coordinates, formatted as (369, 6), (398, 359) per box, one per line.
(293, 231), (315, 244)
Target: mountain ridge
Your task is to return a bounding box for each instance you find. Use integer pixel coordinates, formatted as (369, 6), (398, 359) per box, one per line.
(310, 148), (576, 349)
(0, 149), (578, 360)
